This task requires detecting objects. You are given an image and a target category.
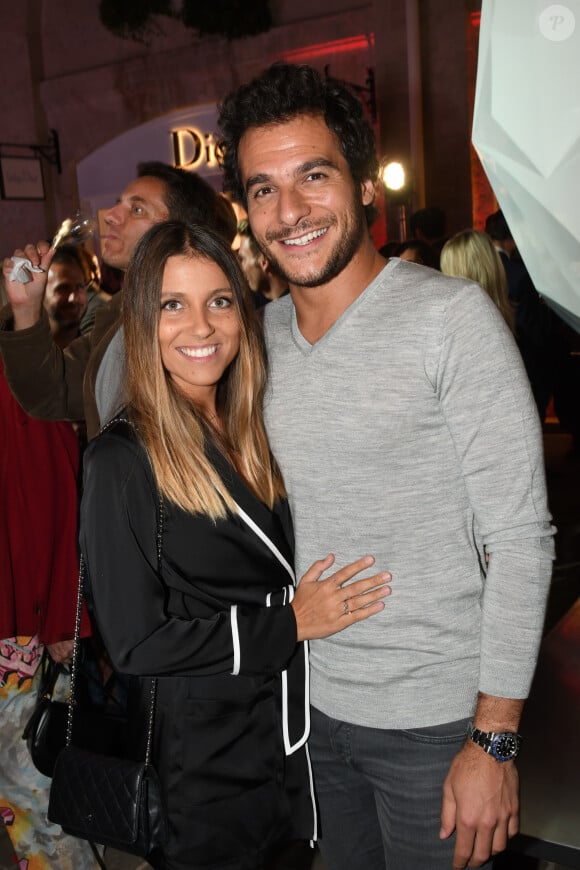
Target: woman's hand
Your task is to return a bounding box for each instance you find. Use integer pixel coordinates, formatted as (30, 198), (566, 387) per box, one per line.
(2, 241), (53, 329)
(291, 554), (391, 641)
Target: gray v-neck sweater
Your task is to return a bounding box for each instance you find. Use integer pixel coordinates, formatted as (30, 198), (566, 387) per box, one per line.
(264, 259), (554, 729)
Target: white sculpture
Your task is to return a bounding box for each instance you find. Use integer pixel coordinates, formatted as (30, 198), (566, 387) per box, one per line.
(472, 0), (580, 332)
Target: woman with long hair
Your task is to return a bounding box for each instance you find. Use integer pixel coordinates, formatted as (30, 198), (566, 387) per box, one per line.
(440, 229), (515, 332)
(78, 221), (391, 870)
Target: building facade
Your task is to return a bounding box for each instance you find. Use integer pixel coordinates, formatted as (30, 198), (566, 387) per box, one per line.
(0, 0), (488, 254)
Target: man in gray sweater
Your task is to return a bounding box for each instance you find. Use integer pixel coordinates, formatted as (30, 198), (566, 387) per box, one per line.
(218, 64), (555, 870)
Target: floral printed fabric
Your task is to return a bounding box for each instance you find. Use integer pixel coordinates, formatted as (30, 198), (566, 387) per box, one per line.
(0, 636), (98, 869)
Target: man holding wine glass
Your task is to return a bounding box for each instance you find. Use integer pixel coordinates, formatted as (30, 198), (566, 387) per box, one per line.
(0, 161), (236, 439)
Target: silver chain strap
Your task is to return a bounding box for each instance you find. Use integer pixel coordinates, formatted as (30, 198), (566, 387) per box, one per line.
(145, 498), (164, 765)
(65, 555), (85, 746)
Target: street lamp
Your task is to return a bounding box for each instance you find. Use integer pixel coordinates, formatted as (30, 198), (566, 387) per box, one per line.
(381, 160), (409, 242)
(382, 161), (406, 192)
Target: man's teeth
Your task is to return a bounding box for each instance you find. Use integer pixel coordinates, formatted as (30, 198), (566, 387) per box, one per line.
(283, 228), (328, 247)
(180, 345), (217, 358)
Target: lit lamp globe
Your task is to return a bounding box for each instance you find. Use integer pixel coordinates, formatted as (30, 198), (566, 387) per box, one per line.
(382, 161), (406, 192)
(381, 161), (408, 241)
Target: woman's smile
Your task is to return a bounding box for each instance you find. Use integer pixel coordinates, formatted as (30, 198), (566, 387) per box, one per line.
(158, 254), (240, 405)
(177, 344), (220, 359)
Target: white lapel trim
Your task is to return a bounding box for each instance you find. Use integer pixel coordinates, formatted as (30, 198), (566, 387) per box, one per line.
(234, 502), (295, 581)
(234, 500), (310, 756)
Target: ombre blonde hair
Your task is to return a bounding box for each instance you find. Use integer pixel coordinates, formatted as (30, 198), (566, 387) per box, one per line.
(440, 229), (515, 332)
(123, 221), (285, 518)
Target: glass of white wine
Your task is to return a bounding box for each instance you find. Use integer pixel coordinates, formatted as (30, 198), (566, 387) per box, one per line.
(8, 210), (97, 284)
(51, 209), (95, 250)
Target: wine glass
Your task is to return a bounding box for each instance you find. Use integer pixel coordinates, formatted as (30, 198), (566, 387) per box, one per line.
(7, 210), (96, 284)
(51, 209), (95, 250)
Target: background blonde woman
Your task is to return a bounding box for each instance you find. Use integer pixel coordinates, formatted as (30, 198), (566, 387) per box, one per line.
(440, 229), (515, 332)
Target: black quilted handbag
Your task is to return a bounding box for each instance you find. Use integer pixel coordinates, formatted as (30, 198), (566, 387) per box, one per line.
(48, 501), (167, 857)
(48, 683), (166, 856)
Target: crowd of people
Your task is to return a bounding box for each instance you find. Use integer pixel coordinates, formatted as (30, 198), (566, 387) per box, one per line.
(0, 60), (563, 870)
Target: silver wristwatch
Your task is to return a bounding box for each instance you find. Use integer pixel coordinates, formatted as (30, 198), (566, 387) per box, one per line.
(468, 725), (522, 762)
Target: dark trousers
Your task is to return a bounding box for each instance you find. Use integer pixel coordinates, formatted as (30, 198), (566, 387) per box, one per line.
(309, 706), (481, 870)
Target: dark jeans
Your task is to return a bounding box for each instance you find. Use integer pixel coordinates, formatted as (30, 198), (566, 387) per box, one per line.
(309, 706), (480, 870)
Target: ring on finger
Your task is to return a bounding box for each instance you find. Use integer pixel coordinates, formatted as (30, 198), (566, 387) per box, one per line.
(343, 600), (349, 616)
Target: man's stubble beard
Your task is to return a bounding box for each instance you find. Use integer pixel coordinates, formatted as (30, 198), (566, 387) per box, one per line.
(255, 204), (368, 290)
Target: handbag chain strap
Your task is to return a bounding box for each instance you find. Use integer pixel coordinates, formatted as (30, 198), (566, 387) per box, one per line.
(144, 497), (164, 765)
(65, 554), (85, 746)
(65, 498), (164, 767)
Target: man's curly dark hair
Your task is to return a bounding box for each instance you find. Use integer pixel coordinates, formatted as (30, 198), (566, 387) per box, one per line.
(217, 63), (379, 226)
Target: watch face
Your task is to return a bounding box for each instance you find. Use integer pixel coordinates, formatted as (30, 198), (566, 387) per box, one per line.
(491, 733), (520, 761)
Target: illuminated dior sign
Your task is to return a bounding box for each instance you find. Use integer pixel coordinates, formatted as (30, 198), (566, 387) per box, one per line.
(171, 128), (220, 170)
(77, 106), (223, 234)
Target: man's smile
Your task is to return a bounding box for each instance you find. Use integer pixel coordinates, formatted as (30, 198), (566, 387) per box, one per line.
(281, 227), (329, 247)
